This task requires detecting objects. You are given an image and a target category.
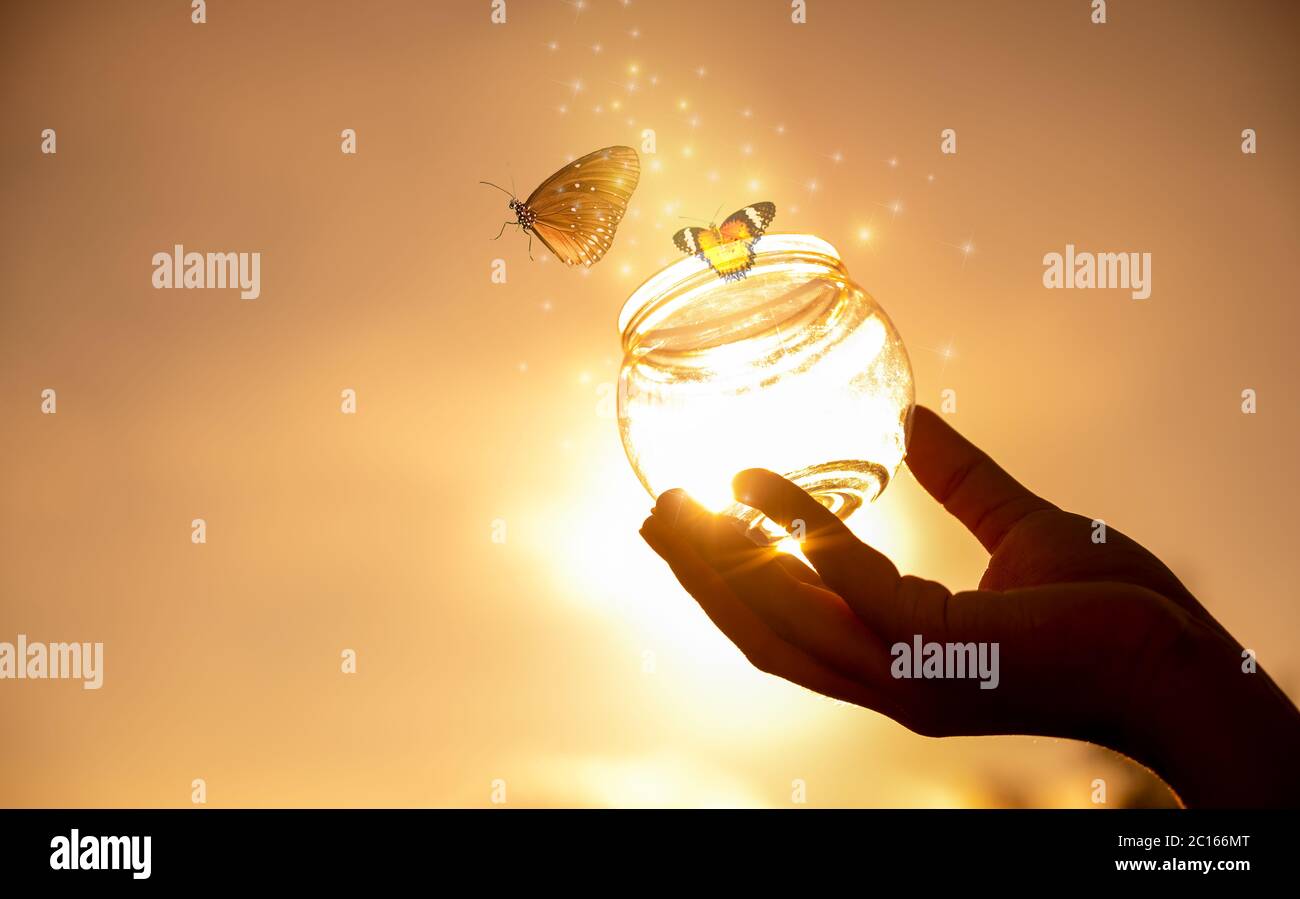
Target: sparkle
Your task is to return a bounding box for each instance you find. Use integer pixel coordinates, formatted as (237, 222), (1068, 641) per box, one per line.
(630, 27), (641, 39)
(805, 179), (819, 193)
(696, 66), (707, 78)
(628, 63), (639, 75)
(748, 177), (761, 191)
(888, 156), (899, 168)
(682, 145), (694, 158)
(541, 300), (553, 312)
(936, 338), (959, 374)
(563, 0), (587, 22)
(554, 78), (583, 100)
(940, 236), (977, 269)
(927, 173), (935, 182)
(707, 170), (720, 182)
(828, 150), (844, 164)
(650, 159), (663, 172)
(742, 108), (753, 118)
(688, 115), (700, 129)
(741, 143), (753, 155)
(591, 42), (603, 54)
(914, 337), (959, 374)
(546, 40), (559, 51)
(649, 74), (658, 86)
(857, 227), (872, 242)
(775, 123), (786, 135)
(517, 362), (529, 373)
(607, 75), (636, 94)
(677, 99), (689, 111)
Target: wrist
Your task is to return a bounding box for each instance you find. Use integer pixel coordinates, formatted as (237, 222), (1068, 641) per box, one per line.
(1124, 615), (1300, 807)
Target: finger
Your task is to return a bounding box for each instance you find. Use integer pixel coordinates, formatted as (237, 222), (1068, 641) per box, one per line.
(772, 552), (824, 587)
(731, 469), (901, 632)
(678, 496), (822, 586)
(655, 490), (772, 589)
(640, 514), (894, 712)
(905, 406), (1055, 553)
(642, 512), (766, 648)
(651, 492), (892, 685)
(652, 491), (809, 594)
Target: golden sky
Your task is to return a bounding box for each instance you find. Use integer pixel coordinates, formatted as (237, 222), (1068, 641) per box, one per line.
(2, 0), (1297, 807)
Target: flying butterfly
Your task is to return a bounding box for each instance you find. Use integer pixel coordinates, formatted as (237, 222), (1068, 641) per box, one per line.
(672, 202), (776, 281)
(481, 145), (639, 268)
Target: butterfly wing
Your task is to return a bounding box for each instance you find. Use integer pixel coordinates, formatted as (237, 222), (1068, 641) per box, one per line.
(530, 220), (604, 269)
(696, 202), (777, 280)
(526, 145), (640, 267)
(673, 226), (708, 255)
(696, 229), (756, 280)
(717, 202), (776, 243)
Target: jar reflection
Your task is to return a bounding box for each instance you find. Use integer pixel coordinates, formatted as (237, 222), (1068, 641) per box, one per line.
(618, 235), (913, 540)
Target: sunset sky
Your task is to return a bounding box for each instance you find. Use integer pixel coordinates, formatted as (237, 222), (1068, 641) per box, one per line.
(2, 0), (1297, 807)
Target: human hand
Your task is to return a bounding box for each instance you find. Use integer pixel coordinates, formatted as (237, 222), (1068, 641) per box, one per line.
(639, 406), (1300, 807)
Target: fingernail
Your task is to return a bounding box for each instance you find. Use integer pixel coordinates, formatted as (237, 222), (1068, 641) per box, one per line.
(732, 469), (763, 501)
(654, 488), (688, 520)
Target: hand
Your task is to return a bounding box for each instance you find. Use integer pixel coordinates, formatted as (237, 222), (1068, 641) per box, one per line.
(639, 406), (1300, 807)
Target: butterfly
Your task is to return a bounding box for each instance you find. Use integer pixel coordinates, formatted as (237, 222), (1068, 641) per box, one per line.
(672, 202), (776, 281)
(481, 145), (639, 268)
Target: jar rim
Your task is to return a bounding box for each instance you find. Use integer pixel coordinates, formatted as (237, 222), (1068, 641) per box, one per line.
(617, 233), (843, 348)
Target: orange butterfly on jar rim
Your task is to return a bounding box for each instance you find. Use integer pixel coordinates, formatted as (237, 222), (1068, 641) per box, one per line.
(481, 145), (640, 268)
(672, 202), (776, 281)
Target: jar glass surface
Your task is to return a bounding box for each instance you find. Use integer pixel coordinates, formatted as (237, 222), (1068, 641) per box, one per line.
(617, 234), (914, 540)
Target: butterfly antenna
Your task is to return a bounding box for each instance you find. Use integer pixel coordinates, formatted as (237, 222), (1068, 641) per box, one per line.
(479, 181), (515, 198)
(712, 202), (724, 224)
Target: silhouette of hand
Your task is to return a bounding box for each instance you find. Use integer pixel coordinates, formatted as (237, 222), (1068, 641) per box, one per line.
(640, 406), (1300, 807)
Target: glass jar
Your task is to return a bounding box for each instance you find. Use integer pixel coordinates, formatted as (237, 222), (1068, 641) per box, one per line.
(617, 234), (914, 540)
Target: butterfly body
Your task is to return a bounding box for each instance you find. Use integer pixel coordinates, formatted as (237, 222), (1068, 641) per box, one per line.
(673, 202), (776, 281)
(508, 199), (537, 229)
(485, 145), (639, 268)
